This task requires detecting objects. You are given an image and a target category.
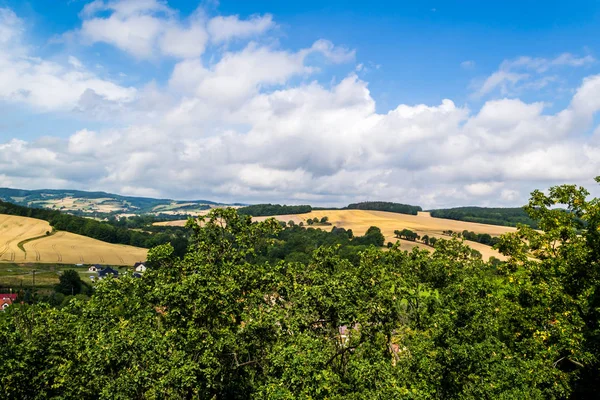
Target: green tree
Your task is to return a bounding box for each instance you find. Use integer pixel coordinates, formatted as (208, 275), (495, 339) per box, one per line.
(55, 269), (83, 296)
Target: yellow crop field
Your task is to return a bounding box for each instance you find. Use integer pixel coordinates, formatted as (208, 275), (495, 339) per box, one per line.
(159, 210), (518, 260)
(294, 210), (516, 260)
(0, 214), (51, 262)
(0, 214), (147, 265)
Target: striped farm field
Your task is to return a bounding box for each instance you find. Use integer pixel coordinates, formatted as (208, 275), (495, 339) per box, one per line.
(0, 214), (51, 262)
(0, 214), (147, 265)
(158, 209), (518, 260)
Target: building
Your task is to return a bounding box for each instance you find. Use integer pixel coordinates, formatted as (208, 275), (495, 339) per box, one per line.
(0, 294), (17, 311)
(134, 262), (147, 273)
(88, 264), (102, 272)
(97, 267), (119, 279)
(1, 298), (12, 311)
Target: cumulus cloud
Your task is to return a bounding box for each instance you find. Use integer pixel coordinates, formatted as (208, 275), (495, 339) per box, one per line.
(1, 3), (600, 208)
(76, 1), (278, 60)
(207, 14), (275, 43)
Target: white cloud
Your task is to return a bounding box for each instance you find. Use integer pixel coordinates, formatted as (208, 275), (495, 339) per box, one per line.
(474, 52), (595, 98)
(0, 7), (22, 45)
(207, 14), (274, 43)
(78, 0), (206, 59)
(0, 8), (136, 111)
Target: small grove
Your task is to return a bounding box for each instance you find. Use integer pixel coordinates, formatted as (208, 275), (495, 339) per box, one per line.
(1, 180), (599, 398)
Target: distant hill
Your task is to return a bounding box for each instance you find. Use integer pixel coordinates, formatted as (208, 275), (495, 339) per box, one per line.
(0, 188), (233, 217)
(345, 201), (422, 216)
(429, 207), (538, 228)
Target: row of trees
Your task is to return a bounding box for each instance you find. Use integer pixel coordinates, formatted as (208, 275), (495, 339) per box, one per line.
(306, 216), (331, 225)
(1, 180), (600, 397)
(394, 229), (439, 247)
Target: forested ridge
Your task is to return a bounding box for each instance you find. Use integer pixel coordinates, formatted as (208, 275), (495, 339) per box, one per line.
(1, 180), (600, 398)
(430, 206), (538, 228)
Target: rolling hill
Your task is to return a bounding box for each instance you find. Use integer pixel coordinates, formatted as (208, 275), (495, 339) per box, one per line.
(159, 209), (518, 260)
(0, 187), (238, 217)
(0, 213), (147, 265)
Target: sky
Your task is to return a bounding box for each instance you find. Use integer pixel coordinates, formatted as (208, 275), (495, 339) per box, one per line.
(0, 0), (599, 208)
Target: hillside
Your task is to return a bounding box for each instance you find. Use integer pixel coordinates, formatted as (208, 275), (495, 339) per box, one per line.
(162, 210), (517, 260)
(0, 187), (235, 217)
(0, 213), (147, 265)
(429, 206), (538, 228)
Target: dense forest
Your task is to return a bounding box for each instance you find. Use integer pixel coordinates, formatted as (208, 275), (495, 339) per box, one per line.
(345, 201), (423, 215)
(237, 203), (312, 216)
(430, 206), (538, 227)
(0, 200), (189, 255)
(1, 180), (599, 398)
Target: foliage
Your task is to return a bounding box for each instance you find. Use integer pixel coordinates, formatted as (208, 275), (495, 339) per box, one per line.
(430, 206), (538, 228)
(345, 201), (422, 215)
(54, 270), (86, 296)
(394, 228), (420, 241)
(460, 230), (501, 246)
(1, 180), (600, 398)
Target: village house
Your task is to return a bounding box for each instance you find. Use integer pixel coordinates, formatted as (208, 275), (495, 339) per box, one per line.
(97, 267), (119, 279)
(0, 294), (17, 312)
(134, 262), (147, 273)
(88, 264), (102, 272)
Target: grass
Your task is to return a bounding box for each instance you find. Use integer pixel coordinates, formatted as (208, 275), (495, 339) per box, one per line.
(0, 262), (137, 290)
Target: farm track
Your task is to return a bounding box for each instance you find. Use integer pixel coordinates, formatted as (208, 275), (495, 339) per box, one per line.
(52, 244), (63, 262)
(32, 241), (41, 262)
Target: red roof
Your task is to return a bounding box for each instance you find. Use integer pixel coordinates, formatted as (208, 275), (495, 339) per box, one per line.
(0, 294), (18, 301)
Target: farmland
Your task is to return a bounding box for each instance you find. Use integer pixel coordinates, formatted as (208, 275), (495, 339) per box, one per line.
(159, 209), (517, 259)
(0, 213), (147, 265)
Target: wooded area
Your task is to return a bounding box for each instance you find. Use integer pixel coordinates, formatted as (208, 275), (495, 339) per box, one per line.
(1, 180), (599, 398)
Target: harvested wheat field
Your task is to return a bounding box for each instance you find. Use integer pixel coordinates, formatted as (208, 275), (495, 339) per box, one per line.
(296, 210), (516, 260)
(155, 210), (516, 260)
(0, 214), (51, 262)
(0, 214), (147, 265)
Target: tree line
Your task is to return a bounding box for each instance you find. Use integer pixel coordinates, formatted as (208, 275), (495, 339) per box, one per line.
(237, 203), (313, 216)
(430, 206), (538, 228)
(345, 201), (422, 215)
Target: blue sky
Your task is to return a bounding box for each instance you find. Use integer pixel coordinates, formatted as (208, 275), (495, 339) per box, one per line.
(0, 0), (599, 206)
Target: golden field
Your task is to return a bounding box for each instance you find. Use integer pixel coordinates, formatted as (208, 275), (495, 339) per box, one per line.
(158, 210), (517, 260)
(0, 214), (147, 265)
